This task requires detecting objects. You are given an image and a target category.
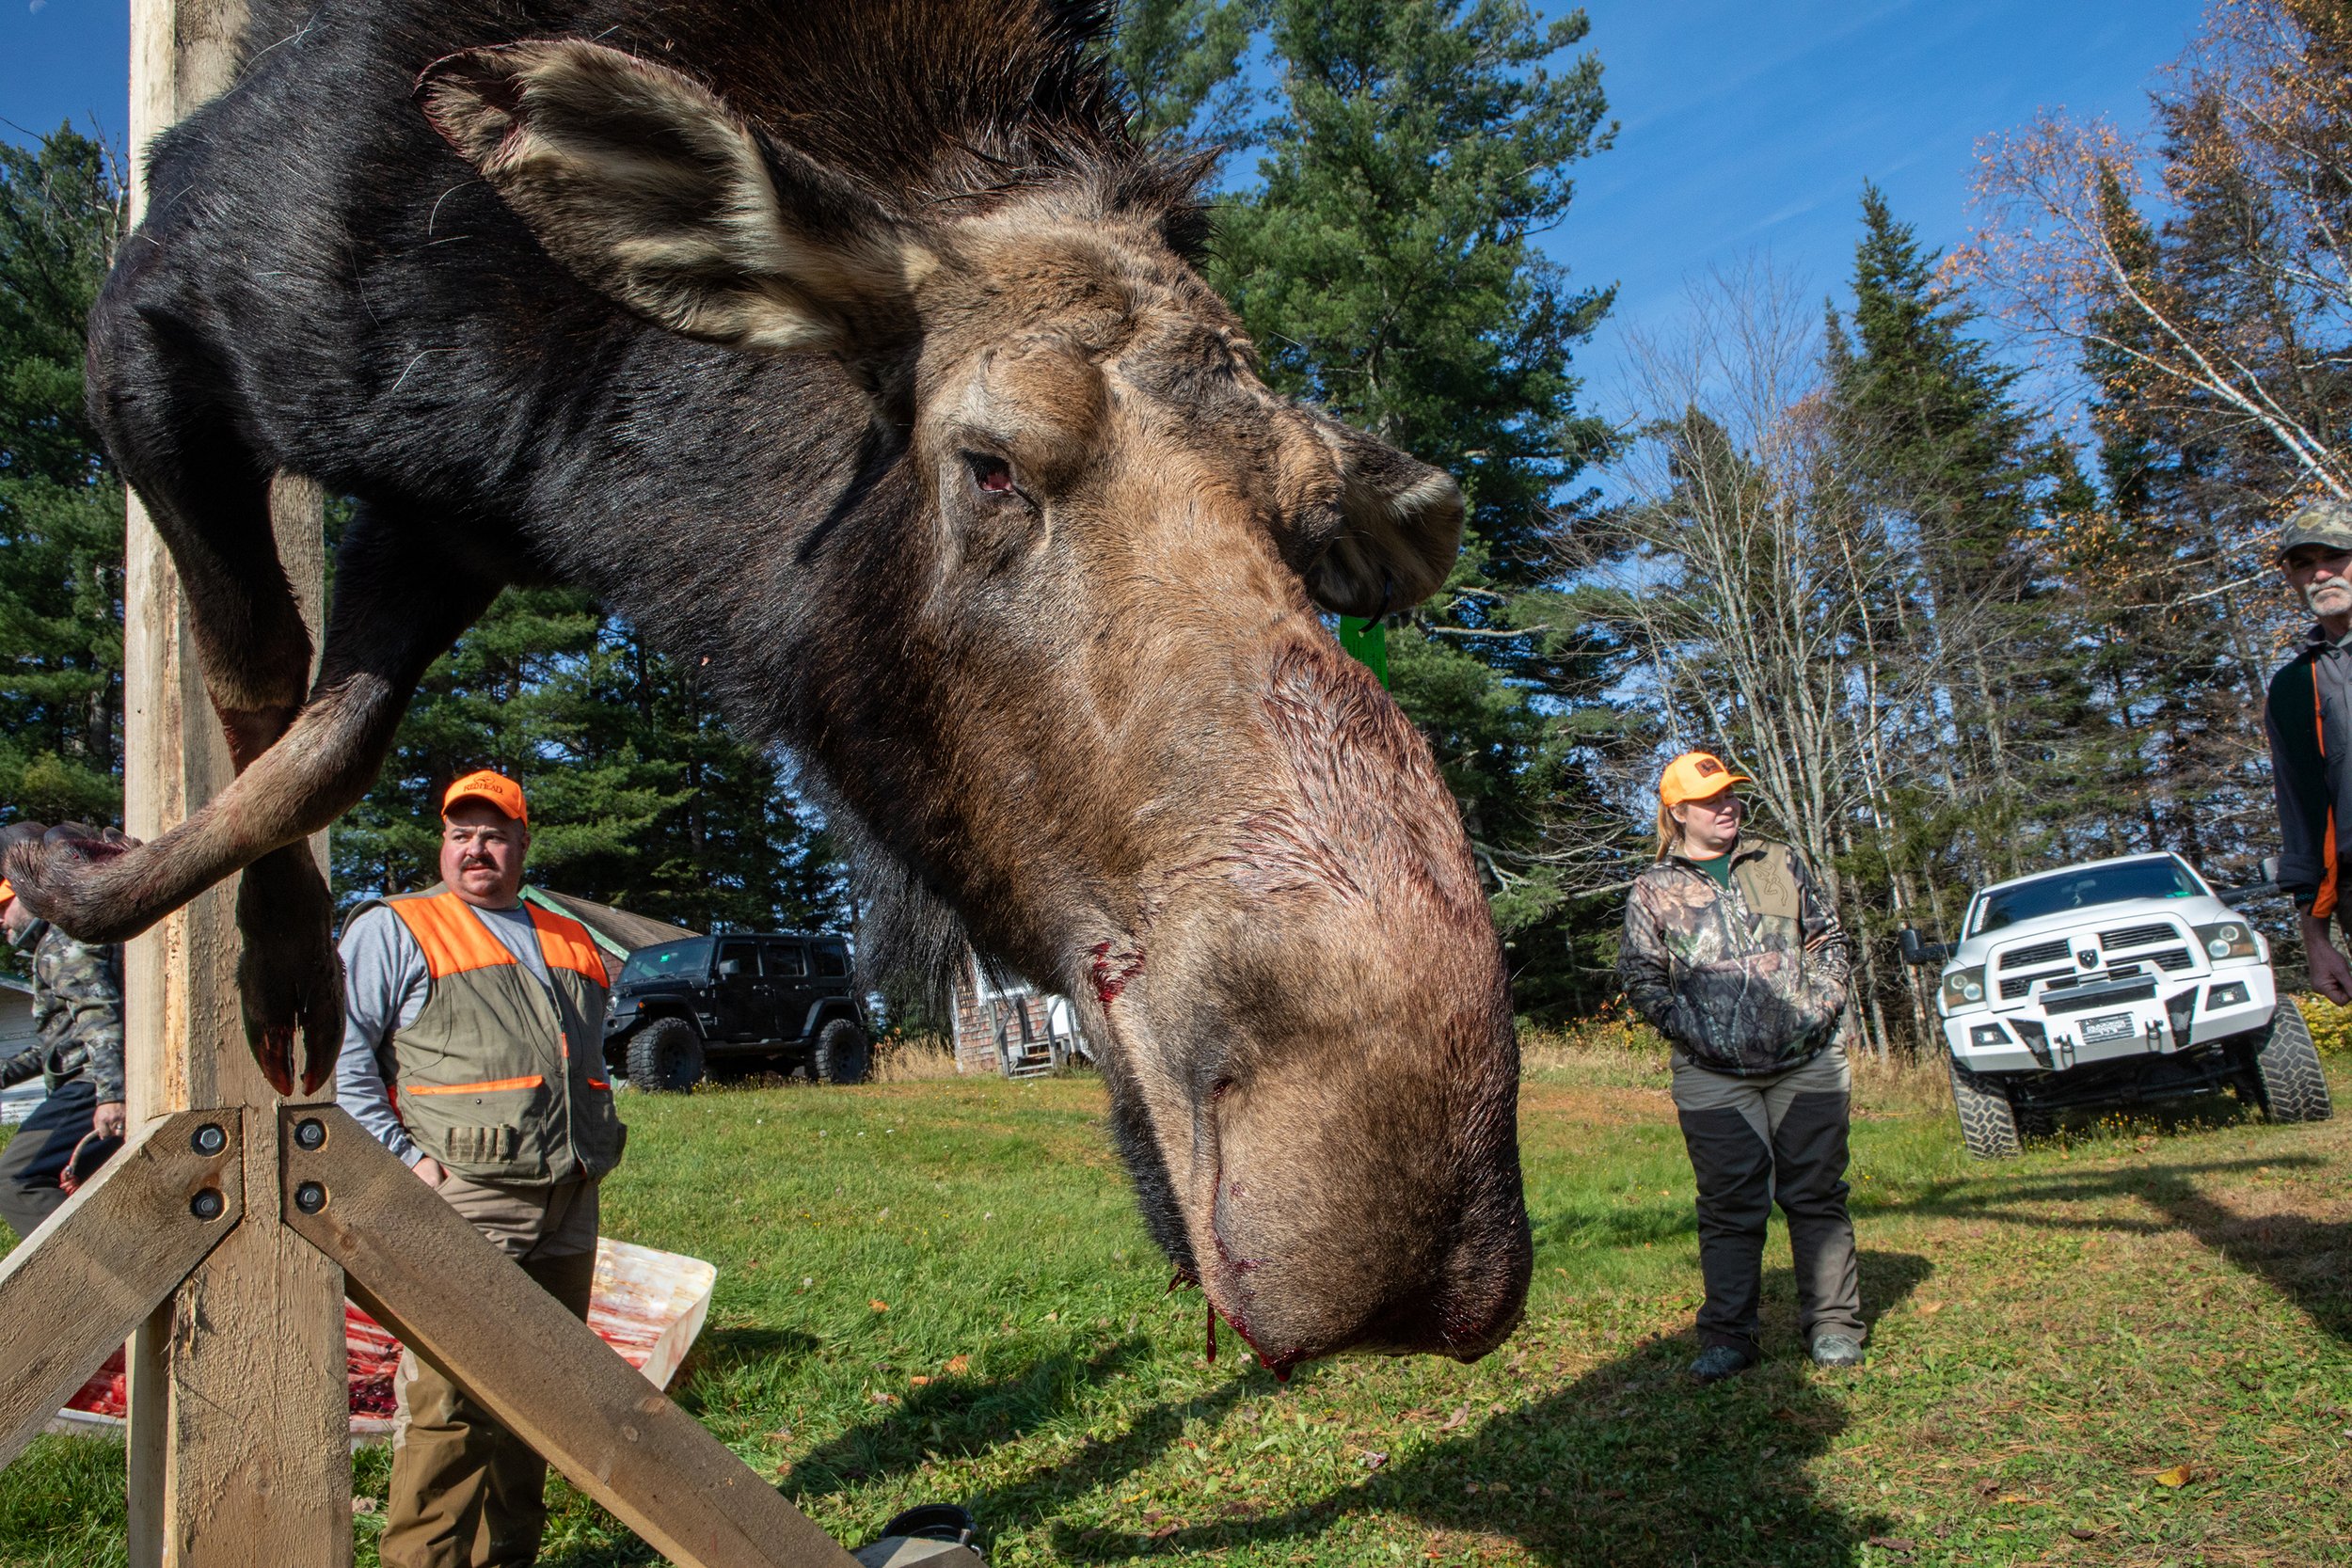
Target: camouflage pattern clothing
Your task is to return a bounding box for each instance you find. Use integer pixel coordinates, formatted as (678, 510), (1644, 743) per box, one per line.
(1619, 837), (1851, 1076)
(0, 921), (126, 1102)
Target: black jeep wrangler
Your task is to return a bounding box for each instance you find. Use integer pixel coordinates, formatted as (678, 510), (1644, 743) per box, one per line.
(603, 933), (870, 1092)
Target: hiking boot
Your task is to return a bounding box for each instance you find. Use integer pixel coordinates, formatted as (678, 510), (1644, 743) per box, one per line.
(1810, 1333), (1866, 1370)
(1688, 1343), (1755, 1383)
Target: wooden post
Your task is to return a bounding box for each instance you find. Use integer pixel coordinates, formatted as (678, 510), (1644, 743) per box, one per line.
(120, 4), (348, 1562)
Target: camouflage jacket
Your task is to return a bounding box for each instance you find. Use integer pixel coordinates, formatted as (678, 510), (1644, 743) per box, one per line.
(0, 922), (126, 1102)
(1618, 837), (1851, 1076)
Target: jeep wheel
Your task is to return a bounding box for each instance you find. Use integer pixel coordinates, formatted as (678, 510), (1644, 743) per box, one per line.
(627, 1016), (705, 1093)
(1949, 1060), (2024, 1159)
(812, 1019), (870, 1085)
(2246, 1004), (2333, 1124)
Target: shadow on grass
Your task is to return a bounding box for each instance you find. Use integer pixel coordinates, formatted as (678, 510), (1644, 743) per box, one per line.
(1046, 1250), (1930, 1564)
(914, 1253), (1932, 1565)
(1879, 1155), (2351, 1341)
(784, 1337), (1156, 1497)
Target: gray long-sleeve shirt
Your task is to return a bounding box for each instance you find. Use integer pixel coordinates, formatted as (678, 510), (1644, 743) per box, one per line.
(335, 899), (551, 1167)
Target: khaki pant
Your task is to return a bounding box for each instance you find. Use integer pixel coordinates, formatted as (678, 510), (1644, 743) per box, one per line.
(1670, 1046), (1863, 1353)
(381, 1172), (599, 1568)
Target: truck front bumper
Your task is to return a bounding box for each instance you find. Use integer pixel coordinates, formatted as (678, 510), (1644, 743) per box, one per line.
(1943, 964), (2275, 1073)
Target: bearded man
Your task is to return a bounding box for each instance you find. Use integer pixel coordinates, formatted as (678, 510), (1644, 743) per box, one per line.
(2267, 502), (2352, 1006)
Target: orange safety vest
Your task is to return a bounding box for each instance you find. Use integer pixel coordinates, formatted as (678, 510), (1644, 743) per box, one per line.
(358, 886), (626, 1184)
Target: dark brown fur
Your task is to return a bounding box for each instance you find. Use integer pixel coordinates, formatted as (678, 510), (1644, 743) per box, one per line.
(15, 0), (1530, 1365)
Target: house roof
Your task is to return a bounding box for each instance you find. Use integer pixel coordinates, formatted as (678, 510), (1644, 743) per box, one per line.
(522, 888), (703, 958)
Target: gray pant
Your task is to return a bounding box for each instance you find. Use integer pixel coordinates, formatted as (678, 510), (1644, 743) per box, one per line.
(0, 1076), (97, 1240)
(382, 1172), (598, 1568)
(1671, 1046), (1863, 1353)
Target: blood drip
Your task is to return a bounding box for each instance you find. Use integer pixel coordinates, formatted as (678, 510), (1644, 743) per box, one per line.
(1206, 1300), (1217, 1363)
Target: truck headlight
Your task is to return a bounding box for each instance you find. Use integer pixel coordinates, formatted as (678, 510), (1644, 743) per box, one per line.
(2195, 922), (2257, 961)
(1969, 1023), (2009, 1048)
(2207, 981), (2250, 1009)
(1940, 966), (1987, 1013)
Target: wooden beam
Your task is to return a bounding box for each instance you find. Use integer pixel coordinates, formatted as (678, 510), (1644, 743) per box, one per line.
(0, 1112), (240, 1471)
(121, 4), (348, 1563)
(279, 1109), (864, 1568)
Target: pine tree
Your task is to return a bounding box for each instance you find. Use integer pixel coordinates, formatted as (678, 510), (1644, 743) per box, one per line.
(0, 128), (126, 825)
(332, 592), (846, 933)
(1831, 184), (2076, 883)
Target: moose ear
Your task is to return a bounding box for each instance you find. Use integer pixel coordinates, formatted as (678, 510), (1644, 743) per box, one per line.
(417, 40), (929, 356)
(1300, 417), (1466, 620)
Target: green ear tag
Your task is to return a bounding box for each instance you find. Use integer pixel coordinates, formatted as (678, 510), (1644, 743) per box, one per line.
(1338, 616), (1390, 689)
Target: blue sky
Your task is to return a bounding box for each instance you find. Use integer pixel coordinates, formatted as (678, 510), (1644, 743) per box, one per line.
(3, 0), (2203, 402)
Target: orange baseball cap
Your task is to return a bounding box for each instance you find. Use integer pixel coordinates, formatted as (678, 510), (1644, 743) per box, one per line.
(441, 769), (528, 825)
(1658, 751), (1751, 808)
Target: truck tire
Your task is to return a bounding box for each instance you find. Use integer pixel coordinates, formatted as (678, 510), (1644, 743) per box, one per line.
(627, 1016), (705, 1094)
(2247, 1004), (2333, 1124)
(812, 1018), (870, 1085)
(1949, 1060), (2024, 1159)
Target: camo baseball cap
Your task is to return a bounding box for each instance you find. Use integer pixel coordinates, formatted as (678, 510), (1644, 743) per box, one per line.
(2275, 500), (2352, 561)
(1658, 752), (1751, 808)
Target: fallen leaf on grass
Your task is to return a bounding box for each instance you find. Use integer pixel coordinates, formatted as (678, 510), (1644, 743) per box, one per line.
(1437, 1405), (1470, 1432)
(945, 1354), (971, 1375)
(1361, 1451), (1388, 1470)
(2153, 1464), (2193, 1488)
(1867, 1537), (1916, 1556)
(351, 1497), (380, 1515)
(1915, 1300), (1945, 1315)
(909, 1374), (931, 1386)
(870, 1300), (890, 1313)
(2069, 1528), (2106, 1541)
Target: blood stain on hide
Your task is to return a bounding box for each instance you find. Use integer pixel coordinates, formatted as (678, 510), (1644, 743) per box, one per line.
(1088, 941), (1145, 1004)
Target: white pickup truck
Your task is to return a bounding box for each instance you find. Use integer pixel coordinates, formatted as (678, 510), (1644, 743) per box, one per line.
(1903, 852), (2332, 1159)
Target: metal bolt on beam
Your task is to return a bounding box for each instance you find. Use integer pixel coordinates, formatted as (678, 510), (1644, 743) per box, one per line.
(294, 1181), (326, 1214)
(189, 1189), (225, 1222)
(294, 1118), (326, 1150)
(190, 1124), (226, 1156)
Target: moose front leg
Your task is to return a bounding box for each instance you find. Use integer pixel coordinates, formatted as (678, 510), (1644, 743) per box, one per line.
(5, 515), (501, 1092)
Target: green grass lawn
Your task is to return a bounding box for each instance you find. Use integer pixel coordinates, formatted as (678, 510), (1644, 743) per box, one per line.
(3, 1053), (2349, 1567)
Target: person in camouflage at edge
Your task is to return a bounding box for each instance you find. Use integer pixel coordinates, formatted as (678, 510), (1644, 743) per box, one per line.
(0, 821), (128, 1238)
(1618, 752), (1867, 1383)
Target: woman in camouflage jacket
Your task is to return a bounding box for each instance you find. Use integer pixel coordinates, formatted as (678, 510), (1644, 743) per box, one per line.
(1618, 753), (1867, 1382)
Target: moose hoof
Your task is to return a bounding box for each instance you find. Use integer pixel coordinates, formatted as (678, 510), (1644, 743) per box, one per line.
(236, 850), (346, 1096)
(0, 822), (145, 944)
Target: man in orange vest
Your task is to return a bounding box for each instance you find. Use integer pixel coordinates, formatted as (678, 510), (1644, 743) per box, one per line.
(335, 769), (626, 1568)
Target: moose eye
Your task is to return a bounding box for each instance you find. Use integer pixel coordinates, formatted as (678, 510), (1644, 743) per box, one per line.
(966, 452), (1018, 497)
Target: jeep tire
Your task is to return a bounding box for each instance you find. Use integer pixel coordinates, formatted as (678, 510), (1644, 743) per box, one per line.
(2245, 1004), (2333, 1124)
(1949, 1059), (2024, 1159)
(813, 1018), (870, 1085)
(627, 1016), (706, 1094)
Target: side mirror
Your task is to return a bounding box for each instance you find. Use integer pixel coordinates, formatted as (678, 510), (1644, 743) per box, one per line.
(1899, 927), (1951, 969)
(2217, 856), (2282, 908)
(717, 958), (743, 977)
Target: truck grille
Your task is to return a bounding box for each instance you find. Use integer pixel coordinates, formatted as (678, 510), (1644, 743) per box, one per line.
(2000, 970), (2068, 1000)
(2044, 980), (2156, 1015)
(1998, 939), (2073, 970)
(2147, 947), (2194, 973)
(2101, 921), (2180, 951)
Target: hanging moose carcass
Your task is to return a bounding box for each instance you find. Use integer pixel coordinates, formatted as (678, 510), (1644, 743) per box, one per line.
(11, 0), (1530, 1370)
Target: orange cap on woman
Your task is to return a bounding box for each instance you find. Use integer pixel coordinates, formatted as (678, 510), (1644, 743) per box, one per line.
(1657, 752), (1751, 808)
